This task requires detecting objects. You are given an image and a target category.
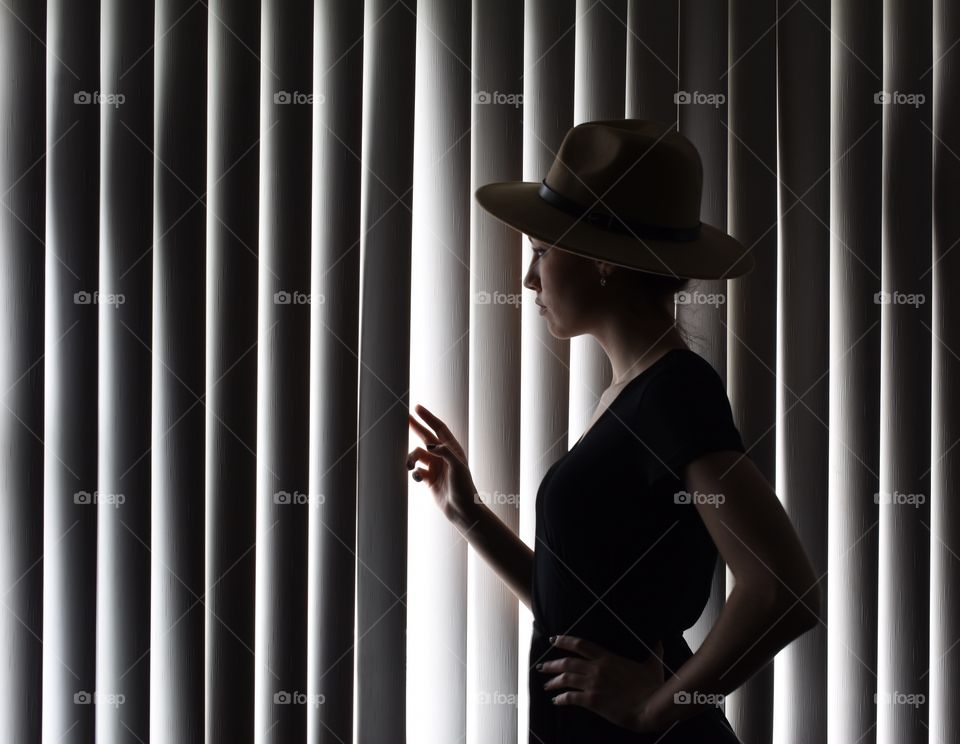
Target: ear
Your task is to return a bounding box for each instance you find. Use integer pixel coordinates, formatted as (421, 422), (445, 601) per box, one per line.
(595, 259), (616, 278)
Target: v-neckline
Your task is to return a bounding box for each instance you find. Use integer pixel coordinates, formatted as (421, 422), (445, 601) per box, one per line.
(569, 348), (688, 453)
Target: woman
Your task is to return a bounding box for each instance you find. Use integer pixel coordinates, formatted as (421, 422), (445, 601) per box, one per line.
(406, 120), (821, 742)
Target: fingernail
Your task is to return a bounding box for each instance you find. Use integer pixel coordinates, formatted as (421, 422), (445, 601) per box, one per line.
(549, 636), (556, 644)
(412, 473), (422, 482)
(406, 460), (414, 470)
(426, 443), (436, 450)
(535, 663), (543, 671)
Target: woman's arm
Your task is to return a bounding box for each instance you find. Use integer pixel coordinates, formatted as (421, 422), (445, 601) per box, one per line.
(641, 449), (822, 728)
(448, 499), (534, 611)
(641, 579), (818, 727)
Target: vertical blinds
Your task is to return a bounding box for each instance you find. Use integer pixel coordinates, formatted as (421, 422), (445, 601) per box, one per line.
(0, 2), (957, 744)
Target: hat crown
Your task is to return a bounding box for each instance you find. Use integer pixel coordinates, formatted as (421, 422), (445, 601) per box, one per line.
(544, 120), (703, 230)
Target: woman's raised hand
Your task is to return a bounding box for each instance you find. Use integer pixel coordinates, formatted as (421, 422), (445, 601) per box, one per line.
(407, 404), (480, 523)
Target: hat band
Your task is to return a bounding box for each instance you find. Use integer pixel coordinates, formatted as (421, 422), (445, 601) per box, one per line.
(537, 180), (701, 242)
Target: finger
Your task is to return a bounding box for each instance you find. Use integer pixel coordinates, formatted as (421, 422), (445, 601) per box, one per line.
(543, 671), (591, 692)
(408, 413), (439, 446)
(421, 442), (467, 469)
(550, 690), (599, 712)
(535, 657), (592, 676)
(550, 634), (604, 660)
(413, 404), (455, 443)
(406, 447), (439, 471)
(410, 466), (432, 485)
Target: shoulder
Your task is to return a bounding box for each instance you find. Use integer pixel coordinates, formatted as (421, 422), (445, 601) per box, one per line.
(638, 349), (728, 407)
(626, 349), (746, 485)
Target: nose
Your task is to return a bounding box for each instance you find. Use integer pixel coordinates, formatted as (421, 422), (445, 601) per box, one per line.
(523, 257), (539, 292)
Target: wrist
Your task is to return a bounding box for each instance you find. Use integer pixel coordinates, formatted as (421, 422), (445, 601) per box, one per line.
(446, 494), (486, 532)
(632, 697), (663, 733)
(637, 672), (689, 731)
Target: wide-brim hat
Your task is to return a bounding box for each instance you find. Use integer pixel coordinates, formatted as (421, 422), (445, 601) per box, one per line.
(474, 119), (754, 281)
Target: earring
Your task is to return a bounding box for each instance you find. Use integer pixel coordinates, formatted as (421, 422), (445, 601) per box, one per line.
(600, 276), (607, 287)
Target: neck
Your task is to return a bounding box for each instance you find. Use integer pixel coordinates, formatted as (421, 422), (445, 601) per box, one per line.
(592, 314), (687, 384)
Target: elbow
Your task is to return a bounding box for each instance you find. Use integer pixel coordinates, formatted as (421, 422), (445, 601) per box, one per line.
(737, 573), (821, 636)
(771, 576), (822, 633)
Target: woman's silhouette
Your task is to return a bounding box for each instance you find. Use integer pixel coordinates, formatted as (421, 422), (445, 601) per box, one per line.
(407, 120), (821, 743)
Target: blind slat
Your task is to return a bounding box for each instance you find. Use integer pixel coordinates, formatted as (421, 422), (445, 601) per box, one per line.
(355, 1), (417, 742)
(96, 1), (156, 740)
(724, 0), (779, 739)
(827, 0), (883, 742)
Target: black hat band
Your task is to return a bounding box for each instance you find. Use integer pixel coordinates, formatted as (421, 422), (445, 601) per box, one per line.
(537, 180), (701, 242)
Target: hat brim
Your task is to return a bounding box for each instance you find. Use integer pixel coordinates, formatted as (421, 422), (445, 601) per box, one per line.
(475, 181), (754, 280)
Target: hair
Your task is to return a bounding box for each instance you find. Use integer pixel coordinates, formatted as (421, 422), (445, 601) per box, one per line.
(620, 269), (699, 347)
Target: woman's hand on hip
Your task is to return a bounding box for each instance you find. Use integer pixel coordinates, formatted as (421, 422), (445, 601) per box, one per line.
(537, 633), (669, 734)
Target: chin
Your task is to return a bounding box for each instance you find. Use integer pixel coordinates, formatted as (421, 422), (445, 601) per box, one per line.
(545, 318), (574, 340)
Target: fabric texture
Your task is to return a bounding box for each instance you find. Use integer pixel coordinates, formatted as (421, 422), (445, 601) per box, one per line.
(528, 348), (747, 743)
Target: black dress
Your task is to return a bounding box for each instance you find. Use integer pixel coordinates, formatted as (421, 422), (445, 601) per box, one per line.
(528, 348), (746, 743)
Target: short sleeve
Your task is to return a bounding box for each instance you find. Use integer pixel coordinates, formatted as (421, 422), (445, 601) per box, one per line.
(631, 356), (746, 487)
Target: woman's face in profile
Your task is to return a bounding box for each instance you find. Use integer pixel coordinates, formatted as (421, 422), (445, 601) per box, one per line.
(522, 236), (601, 339)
